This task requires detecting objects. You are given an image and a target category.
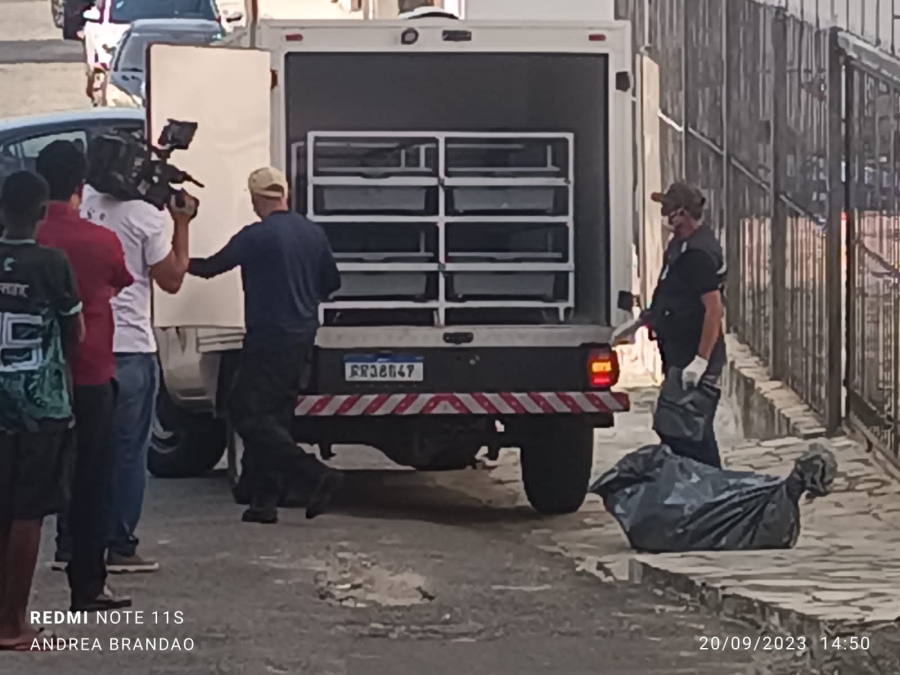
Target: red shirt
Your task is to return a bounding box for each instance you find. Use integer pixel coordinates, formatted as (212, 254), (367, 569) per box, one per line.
(38, 202), (134, 386)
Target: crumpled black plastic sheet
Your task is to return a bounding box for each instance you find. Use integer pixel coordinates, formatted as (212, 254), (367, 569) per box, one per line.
(589, 444), (838, 553)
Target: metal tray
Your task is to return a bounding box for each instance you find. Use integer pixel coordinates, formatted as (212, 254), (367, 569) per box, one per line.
(333, 272), (434, 300)
(313, 186), (437, 215)
(446, 272), (564, 301)
(446, 187), (566, 216)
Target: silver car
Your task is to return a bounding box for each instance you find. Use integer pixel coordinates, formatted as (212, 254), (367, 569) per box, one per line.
(101, 18), (223, 108)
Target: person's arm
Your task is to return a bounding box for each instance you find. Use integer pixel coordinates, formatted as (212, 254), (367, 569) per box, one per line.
(697, 290), (724, 360)
(148, 193), (198, 294)
(150, 215), (191, 294)
(50, 253), (85, 357)
(188, 229), (248, 279)
(61, 314), (86, 358)
(676, 249), (726, 387)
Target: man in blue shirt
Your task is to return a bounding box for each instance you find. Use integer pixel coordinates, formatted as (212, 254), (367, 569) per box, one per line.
(189, 167), (342, 524)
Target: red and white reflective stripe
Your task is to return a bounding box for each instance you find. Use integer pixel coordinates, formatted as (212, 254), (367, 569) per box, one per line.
(295, 391), (630, 416)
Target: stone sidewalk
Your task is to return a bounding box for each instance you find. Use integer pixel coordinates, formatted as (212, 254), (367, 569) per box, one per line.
(483, 383), (900, 668)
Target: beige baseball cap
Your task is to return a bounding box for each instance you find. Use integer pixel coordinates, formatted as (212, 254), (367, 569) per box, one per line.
(248, 166), (288, 199)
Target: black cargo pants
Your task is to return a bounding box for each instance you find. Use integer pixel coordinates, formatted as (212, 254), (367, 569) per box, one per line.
(228, 341), (327, 505)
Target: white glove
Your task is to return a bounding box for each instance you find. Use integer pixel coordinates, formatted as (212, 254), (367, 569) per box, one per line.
(610, 317), (643, 346)
(681, 356), (708, 389)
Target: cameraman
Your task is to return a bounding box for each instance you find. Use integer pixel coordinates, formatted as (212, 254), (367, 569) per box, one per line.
(79, 148), (198, 574)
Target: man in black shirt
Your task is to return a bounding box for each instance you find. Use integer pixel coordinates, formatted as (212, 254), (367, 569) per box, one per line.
(189, 167), (342, 524)
(0, 171), (83, 650)
(646, 182), (726, 467)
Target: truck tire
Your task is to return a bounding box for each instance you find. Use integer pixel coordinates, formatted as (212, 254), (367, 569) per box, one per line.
(62, 0), (85, 40)
(520, 420), (593, 515)
(148, 387), (226, 478)
(52, 0), (65, 28)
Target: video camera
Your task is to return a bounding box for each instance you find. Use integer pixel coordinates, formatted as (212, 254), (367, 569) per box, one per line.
(86, 119), (204, 210)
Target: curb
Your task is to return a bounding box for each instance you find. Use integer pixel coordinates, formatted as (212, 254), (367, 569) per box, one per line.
(722, 336), (828, 442)
(627, 558), (900, 674)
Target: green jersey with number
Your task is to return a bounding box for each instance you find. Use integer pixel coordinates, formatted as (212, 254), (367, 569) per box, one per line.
(0, 239), (82, 432)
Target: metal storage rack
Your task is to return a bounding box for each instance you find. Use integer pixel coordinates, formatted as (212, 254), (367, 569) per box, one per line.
(295, 131), (575, 325)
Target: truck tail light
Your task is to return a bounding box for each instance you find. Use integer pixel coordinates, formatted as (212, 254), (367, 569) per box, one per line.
(587, 349), (619, 389)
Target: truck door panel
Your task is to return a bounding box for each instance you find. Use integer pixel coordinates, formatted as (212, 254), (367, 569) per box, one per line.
(147, 43), (271, 329)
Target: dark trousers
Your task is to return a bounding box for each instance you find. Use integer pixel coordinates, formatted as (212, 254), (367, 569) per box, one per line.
(67, 382), (116, 602)
(229, 342), (326, 504)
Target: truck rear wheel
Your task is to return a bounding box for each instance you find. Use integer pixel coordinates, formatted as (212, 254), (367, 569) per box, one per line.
(520, 420), (594, 515)
(62, 0), (85, 40)
(148, 386), (226, 478)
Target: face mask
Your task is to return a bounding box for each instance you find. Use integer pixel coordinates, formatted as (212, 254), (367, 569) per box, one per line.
(663, 210), (681, 232)
(665, 206), (691, 232)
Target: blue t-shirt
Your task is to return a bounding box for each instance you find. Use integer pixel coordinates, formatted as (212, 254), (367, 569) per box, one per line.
(188, 212), (341, 351)
(0, 239), (82, 432)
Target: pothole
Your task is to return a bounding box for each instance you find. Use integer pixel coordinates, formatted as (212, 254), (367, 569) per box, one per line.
(313, 552), (434, 608)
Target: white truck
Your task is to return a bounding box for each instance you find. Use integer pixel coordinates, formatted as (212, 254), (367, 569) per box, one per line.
(146, 0), (635, 514)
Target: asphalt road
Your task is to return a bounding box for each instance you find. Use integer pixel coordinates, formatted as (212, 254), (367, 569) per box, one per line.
(0, 0), (86, 118)
(0, 3), (813, 674)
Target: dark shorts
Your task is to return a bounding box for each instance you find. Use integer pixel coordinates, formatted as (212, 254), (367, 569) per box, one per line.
(0, 430), (73, 521)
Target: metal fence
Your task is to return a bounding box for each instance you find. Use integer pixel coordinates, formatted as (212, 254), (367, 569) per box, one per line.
(843, 34), (900, 463)
(618, 0), (900, 464)
(617, 0), (843, 430)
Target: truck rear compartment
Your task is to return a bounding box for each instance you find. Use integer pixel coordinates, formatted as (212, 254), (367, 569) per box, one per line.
(284, 52), (610, 327)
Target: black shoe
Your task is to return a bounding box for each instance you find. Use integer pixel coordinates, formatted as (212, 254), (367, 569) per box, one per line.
(72, 587), (133, 612)
(306, 470), (344, 520)
(242, 506), (278, 524)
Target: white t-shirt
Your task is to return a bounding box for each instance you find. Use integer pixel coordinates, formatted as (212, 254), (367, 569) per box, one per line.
(80, 185), (171, 353)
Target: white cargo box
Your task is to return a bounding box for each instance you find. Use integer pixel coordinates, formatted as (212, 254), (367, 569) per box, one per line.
(456, 0), (615, 22)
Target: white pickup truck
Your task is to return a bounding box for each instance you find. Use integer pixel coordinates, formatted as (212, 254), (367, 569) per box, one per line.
(146, 0), (634, 514)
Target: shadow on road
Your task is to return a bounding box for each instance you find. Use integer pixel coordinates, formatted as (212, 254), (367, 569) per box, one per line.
(176, 467), (544, 527)
(331, 469), (542, 526)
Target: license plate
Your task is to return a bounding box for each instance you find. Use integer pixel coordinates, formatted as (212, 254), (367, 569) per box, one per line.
(344, 355), (424, 382)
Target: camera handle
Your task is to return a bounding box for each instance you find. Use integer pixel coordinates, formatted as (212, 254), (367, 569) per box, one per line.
(170, 190), (199, 219)
(180, 172), (205, 189)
